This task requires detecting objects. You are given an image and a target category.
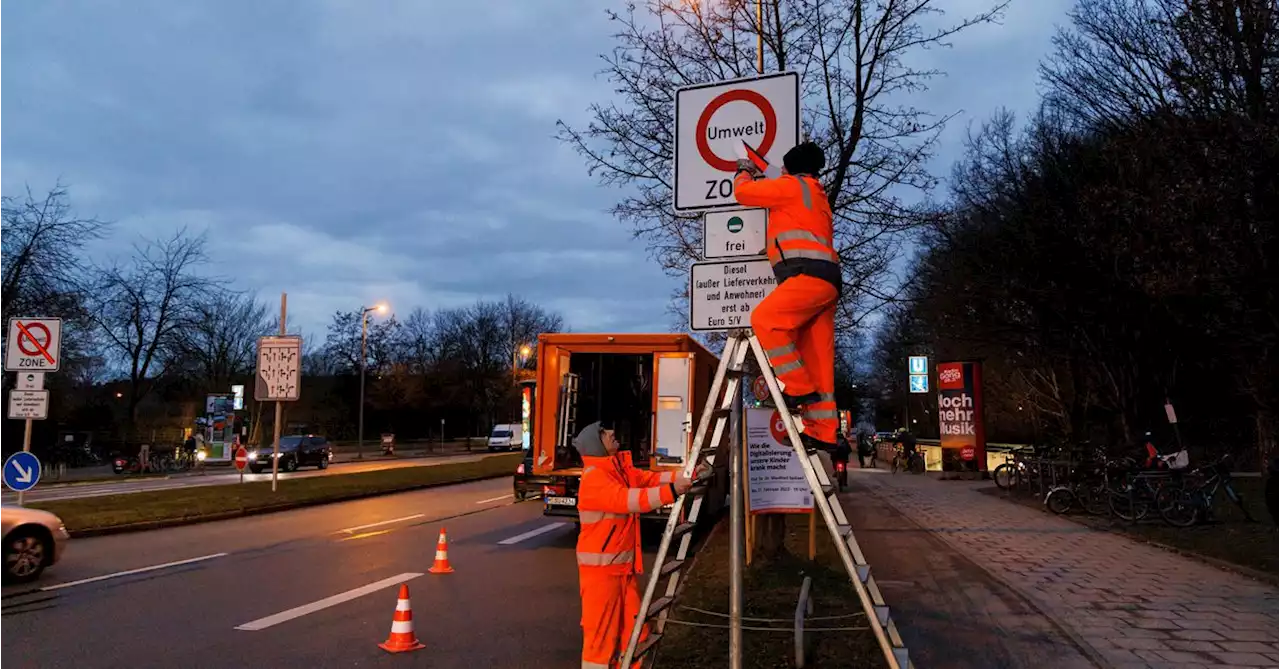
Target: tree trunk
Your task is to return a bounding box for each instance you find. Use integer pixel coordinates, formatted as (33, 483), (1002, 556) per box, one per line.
(754, 514), (789, 561)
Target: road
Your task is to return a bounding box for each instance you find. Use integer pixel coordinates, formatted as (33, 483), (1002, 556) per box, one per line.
(2, 477), (599, 668)
(1, 452), (508, 503)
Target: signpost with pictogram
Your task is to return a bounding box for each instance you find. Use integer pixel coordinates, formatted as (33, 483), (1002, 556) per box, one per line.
(6, 317), (63, 505)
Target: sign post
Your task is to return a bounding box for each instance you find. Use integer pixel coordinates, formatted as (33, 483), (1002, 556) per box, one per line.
(234, 445), (249, 484)
(6, 317), (62, 506)
(255, 294), (301, 492)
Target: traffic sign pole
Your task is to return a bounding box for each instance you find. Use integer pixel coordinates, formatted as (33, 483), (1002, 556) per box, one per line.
(272, 293), (286, 493)
(18, 419), (32, 505)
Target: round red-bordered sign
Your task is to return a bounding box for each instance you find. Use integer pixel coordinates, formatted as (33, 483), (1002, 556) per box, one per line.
(752, 376), (770, 402)
(695, 89), (778, 173)
(15, 322), (54, 361)
(234, 446), (249, 471)
(769, 410), (790, 444)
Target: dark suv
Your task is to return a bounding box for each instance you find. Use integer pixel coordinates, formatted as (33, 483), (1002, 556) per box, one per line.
(248, 435), (332, 473)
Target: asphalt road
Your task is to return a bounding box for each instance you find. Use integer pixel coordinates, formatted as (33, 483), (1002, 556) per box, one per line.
(1, 452), (507, 503)
(1, 477), (601, 668)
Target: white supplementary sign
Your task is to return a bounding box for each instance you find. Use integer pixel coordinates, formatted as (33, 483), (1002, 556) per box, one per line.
(5, 318), (62, 372)
(674, 72), (801, 212)
(689, 258), (776, 331)
(746, 408), (813, 513)
(255, 336), (302, 402)
(704, 208), (767, 260)
(15, 372), (44, 391)
(8, 390), (49, 420)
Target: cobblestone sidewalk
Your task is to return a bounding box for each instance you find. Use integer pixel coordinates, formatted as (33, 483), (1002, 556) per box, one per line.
(851, 470), (1278, 669)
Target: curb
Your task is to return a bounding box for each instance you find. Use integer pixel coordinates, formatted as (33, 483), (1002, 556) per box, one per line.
(65, 470), (515, 539)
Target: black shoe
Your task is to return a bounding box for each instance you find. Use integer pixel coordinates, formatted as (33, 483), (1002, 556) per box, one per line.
(801, 434), (836, 454)
(782, 392), (822, 412)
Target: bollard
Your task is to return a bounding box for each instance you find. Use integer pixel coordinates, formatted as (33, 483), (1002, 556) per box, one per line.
(794, 576), (813, 668)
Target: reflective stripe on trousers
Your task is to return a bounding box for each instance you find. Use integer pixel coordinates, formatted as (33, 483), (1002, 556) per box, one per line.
(577, 550), (636, 567)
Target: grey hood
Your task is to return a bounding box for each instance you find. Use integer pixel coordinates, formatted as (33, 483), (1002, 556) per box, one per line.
(573, 422), (608, 458)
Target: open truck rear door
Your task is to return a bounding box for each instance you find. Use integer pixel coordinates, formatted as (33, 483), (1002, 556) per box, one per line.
(653, 352), (696, 465)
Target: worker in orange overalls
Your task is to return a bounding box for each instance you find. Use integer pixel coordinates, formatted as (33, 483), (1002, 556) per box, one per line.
(575, 420), (694, 668)
(735, 141), (842, 451)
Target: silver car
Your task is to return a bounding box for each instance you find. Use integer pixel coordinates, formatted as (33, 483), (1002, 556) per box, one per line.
(1, 504), (70, 583)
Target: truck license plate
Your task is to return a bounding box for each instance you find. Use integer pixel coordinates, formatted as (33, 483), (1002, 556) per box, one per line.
(546, 496), (577, 507)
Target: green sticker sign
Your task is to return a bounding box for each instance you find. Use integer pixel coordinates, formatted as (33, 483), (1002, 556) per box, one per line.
(727, 216), (744, 233)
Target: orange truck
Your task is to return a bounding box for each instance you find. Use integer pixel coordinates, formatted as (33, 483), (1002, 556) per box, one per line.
(529, 333), (728, 520)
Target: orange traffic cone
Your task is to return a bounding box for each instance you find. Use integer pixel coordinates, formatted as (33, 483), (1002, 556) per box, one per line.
(428, 527), (455, 574)
(378, 584), (426, 653)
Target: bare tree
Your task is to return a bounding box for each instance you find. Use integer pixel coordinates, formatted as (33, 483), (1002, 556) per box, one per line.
(86, 229), (216, 435)
(558, 0), (1008, 331)
(1, 183), (110, 320)
(171, 291), (272, 388)
(498, 293), (566, 376)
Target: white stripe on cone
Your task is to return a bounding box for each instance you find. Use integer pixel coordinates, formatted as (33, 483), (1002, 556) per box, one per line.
(396, 599), (411, 611)
(390, 620), (414, 634)
(434, 550), (447, 559)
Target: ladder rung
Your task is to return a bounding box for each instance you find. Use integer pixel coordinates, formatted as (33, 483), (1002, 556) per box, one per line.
(634, 632), (664, 659)
(821, 483), (835, 496)
(712, 407), (731, 418)
(672, 522), (696, 539)
(647, 596), (675, 619)
(725, 368), (745, 378)
(659, 559), (685, 577)
(687, 484), (708, 497)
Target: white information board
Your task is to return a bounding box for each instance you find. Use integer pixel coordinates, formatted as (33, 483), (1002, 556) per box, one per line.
(746, 408), (813, 513)
(8, 390), (49, 420)
(255, 336), (302, 402)
(689, 258), (776, 331)
(703, 208), (767, 259)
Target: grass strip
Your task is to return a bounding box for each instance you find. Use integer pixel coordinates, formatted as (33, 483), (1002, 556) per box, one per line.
(32, 453), (522, 536)
(977, 477), (1276, 579)
(658, 513), (888, 669)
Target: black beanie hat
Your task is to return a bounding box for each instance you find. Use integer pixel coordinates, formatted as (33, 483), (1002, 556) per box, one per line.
(783, 141), (825, 176)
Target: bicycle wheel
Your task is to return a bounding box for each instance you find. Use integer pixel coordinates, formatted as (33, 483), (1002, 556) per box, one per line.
(1109, 488), (1150, 522)
(1158, 487), (1200, 528)
(891, 455), (901, 474)
(1079, 482), (1109, 516)
(993, 463), (1018, 489)
(1044, 487), (1075, 515)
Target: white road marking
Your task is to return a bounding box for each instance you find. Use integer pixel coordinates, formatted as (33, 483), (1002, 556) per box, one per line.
(475, 494), (513, 505)
(337, 514), (425, 534)
(498, 522), (570, 545)
(234, 572), (423, 631)
(41, 553), (228, 592)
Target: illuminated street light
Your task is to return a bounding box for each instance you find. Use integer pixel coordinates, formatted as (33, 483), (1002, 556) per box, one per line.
(358, 302), (390, 460)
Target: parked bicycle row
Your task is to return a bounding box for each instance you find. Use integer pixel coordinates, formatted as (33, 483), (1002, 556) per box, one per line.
(990, 441), (1259, 528)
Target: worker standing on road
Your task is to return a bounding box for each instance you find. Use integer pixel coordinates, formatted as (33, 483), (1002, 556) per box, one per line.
(574, 420), (694, 669)
(735, 142), (842, 452)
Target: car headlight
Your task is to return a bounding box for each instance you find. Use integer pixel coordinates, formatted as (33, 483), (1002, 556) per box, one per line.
(248, 450), (258, 459)
(196, 451), (207, 461)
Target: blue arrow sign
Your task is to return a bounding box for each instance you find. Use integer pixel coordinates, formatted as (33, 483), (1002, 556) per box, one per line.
(3, 452), (41, 492)
(908, 374), (929, 394)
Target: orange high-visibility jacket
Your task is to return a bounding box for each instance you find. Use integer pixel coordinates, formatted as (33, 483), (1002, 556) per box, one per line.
(735, 172), (839, 275)
(576, 452), (678, 575)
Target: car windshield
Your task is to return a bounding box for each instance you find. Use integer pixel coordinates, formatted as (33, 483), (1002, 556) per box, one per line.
(279, 436), (304, 450)
(491, 431), (512, 438)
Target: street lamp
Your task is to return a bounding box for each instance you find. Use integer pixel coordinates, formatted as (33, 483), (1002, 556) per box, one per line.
(358, 303), (388, 460)
(512, 343), (532, 378)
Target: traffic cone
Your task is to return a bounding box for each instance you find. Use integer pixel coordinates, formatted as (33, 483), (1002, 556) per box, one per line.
(428, 527), (455, 574)
(378, 584), (425, 653)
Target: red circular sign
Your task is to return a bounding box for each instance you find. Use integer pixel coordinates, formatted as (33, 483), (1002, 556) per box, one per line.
(234, 446), (249, 471)
(695, 89), (778, 173)
(768, 410), (790, 444)
(15, 322), (54, 359)
(960, 446), (976, 461)
(752, 376), (770, 402)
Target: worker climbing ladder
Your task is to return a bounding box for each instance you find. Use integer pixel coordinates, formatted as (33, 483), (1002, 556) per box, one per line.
(621, 329), (913, 669)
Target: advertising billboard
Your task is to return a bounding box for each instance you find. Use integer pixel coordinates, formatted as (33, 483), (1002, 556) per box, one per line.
(937, 361), (986, 472)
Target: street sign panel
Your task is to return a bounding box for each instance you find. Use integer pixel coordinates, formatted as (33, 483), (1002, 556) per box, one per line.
(15, 372), (44, 391)
(5, 318), (62, 372)
(704, 208), (767, 259)
(3, 451), (41, 492)
(674, 72), (801, 212)
(908, 374), (929, 394)
(256, 335), (302, 401)
(690, 258), (777, 331)
(908, 355), (928, 375)
(234, 446), (249, 472)
(8, 390), (49, 420)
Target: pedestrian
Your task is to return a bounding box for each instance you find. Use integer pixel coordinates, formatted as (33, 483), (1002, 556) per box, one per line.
(573, 420), (695, 669)
(857, 431), (875, 469)
(735, 142), (842, 453)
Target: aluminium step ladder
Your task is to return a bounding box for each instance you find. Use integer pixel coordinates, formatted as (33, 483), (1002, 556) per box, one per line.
(620, 330), (913, 669)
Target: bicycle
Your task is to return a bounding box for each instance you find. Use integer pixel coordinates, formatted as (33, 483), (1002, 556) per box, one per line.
(1044, 458), (1109, 515)
(890, 446), (924, 474)
(1159, 454), (1255, 527)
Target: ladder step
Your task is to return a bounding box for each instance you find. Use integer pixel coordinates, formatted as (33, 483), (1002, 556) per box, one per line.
(874, 605), (890, 627)
(687, 484), (708, 497)
(634, 632), (664, 659)
(659, 559), (685, 577)
(712, 407), (731, 418)
(821, 483), (835, 496)
(672, 522), (697, 539)
(893, 646), (909, 668)
(647, 596), (675, 619)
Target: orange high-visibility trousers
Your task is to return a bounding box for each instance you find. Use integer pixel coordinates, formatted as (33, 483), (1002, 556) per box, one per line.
(751, 274), (839, 444)
(580, 569), (646, 669)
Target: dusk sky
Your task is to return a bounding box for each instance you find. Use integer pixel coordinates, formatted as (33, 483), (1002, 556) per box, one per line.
(2, 0), (1071, 338)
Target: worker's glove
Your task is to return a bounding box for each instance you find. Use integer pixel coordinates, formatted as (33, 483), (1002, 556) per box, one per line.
(692, 461), (713, 482)
(736, 158), (762, 177)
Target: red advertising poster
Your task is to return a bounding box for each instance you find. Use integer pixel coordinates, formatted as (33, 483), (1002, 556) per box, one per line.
(937, 361), (986, 472)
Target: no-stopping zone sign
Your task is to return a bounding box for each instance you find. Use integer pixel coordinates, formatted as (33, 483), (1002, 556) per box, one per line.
(5, 318), (62, 372)
(673, 72), (800, 212)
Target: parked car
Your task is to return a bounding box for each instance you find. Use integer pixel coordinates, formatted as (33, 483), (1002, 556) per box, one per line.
(513, 448), (550, 502)
(248, 435), (332, 473)
(2, 504), (70, 583)
(488, 423), (523, 452)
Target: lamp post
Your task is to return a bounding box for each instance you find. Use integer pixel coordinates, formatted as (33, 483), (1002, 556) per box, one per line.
(358, 303), (388, 460)
(512, 343), (532, 379)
